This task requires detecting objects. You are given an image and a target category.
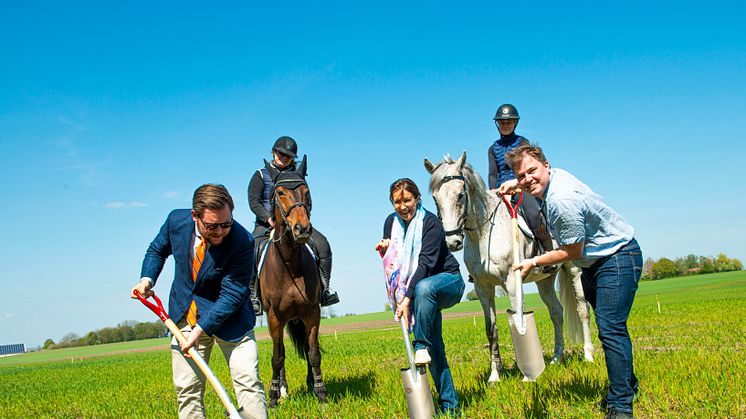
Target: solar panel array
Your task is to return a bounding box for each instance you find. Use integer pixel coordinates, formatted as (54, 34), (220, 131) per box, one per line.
(0, 343), (26, 355)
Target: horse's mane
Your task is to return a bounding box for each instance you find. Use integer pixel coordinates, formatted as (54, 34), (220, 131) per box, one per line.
(428, 154), (491, 218)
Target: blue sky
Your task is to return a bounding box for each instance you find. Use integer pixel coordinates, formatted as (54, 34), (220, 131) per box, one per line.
(1, 2), (744, 348)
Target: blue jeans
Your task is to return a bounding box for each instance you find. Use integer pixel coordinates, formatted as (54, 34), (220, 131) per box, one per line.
(581, 238), (642, 414)
(411, 271), (465, 413)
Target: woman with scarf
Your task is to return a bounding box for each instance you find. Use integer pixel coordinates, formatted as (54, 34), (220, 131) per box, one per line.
(375, 178), (464, 415)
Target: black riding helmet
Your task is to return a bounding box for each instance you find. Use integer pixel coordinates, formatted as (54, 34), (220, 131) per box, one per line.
(493, 104), (520, 121)
(272, 136), (298, 158)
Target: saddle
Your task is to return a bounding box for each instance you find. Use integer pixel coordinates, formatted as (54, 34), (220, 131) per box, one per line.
(516, 205), (555, 256)
(516, 207), (534, 240)
(516, 205), (558, 274)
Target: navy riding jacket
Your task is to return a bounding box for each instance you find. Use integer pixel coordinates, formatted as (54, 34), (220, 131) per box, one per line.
(487, 133), (529, 189)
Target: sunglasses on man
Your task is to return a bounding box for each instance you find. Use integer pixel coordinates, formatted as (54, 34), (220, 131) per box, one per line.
(199, 217), (234, 231)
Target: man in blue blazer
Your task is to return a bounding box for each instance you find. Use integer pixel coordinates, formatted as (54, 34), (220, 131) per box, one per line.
(131, 184), (267, 419)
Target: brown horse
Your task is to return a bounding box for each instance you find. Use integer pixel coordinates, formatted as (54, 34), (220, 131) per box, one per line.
(258, 161), (327, 407)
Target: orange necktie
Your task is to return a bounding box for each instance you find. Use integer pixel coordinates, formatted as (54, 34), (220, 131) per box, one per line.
(187, 237), (206, 327)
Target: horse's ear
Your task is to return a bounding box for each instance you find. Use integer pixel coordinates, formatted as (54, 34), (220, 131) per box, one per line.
(456, 151), (467, 170)
(297, 154), (308, 178)
(424, 158), (435, 174)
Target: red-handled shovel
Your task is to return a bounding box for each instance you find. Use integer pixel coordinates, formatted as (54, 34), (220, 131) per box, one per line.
(134, 291), (242, 419)
(501, 190), (546, 381)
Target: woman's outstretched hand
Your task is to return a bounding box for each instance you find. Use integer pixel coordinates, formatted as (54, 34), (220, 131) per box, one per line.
(375, 239), (391, 256)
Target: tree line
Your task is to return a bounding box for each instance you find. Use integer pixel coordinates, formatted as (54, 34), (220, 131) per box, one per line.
(643, 252), (743, 280)
(41, 252), (743, 349)
(460, 252), (744, 301)
(43, 320), (168, 350)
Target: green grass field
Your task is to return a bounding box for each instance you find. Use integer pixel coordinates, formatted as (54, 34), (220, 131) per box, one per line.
(2, 271), (744, 417)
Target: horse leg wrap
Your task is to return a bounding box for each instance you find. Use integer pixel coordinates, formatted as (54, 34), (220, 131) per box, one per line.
(491, 353), (503, 371)
(270, 379), (281, 393)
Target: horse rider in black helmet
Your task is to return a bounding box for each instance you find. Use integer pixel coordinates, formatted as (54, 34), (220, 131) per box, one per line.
(488, 104), (555, 268)
(247, 136), (340, 314)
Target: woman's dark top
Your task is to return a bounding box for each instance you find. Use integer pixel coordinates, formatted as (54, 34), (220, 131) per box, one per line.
(383, 210), (461, 299)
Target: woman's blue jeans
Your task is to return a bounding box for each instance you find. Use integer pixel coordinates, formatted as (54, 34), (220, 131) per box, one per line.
(581, 238), (642, 414)
(411, 271), (465, 412)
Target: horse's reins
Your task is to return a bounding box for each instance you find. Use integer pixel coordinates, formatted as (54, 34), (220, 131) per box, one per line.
(270, 177), (313, 303)
(273, 242), (311, 304)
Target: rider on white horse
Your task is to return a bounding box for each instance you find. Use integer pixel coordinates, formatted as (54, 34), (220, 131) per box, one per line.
(488, 104), (554, 267)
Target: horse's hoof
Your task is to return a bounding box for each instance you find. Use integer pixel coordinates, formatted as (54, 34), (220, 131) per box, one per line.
(314, 385), (328, 403)
(522, 376), (535, 382)
(269, 398), (278, 408)
(549, 354), (565, 365)
(487, 372), (500, 385)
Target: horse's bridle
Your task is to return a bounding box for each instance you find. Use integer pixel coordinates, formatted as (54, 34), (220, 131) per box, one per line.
(435, 175), (470, 237)
(273, 178), (311, 227)
(435, 174), (501, 237)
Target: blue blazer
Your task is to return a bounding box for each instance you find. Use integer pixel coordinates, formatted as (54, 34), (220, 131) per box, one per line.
(140, 209), (255, 341)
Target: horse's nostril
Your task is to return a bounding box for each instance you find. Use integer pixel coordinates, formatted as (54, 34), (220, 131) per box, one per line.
(294, 223), (311, 236)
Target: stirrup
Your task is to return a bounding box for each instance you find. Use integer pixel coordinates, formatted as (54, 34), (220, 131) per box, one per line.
(251, 298), (263, 315)
(320, 289), (339, 306)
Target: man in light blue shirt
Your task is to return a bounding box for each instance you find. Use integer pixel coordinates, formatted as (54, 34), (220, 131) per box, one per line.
(543, 168), (634, 268)
(500, 143), (642, 419)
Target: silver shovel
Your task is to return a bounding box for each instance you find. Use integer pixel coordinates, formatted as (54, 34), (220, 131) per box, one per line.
(399, 317), (435, 418)
(503, 191), (546, 381)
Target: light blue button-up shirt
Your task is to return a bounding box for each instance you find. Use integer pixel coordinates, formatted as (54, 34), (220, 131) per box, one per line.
(543, 168), (634, 268)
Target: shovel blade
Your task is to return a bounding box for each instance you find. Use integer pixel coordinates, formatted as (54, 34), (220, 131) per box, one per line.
(507, 310), (546, 381)
(401, 367), (435, 419)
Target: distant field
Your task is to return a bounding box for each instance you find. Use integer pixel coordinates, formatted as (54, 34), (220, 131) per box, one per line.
(2, 271), (744, 417)
(0, 338), (169, 366)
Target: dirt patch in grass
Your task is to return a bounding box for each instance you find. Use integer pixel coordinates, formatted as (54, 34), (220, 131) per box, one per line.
(36, 311), (485, 361)
(255, 310), (482, 340)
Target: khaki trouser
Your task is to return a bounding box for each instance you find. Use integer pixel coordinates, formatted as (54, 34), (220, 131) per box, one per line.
(171, 320), (267, 419)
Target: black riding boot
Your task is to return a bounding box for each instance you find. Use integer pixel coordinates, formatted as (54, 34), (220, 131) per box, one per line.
(249, 272), (262, 315)
(318, 255), (339, 306)
(519, 195), (558, 274)
(250, 230), (270, 316)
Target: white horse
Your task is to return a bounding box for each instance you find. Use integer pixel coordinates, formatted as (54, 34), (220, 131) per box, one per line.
(424, 152), (594, 384)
